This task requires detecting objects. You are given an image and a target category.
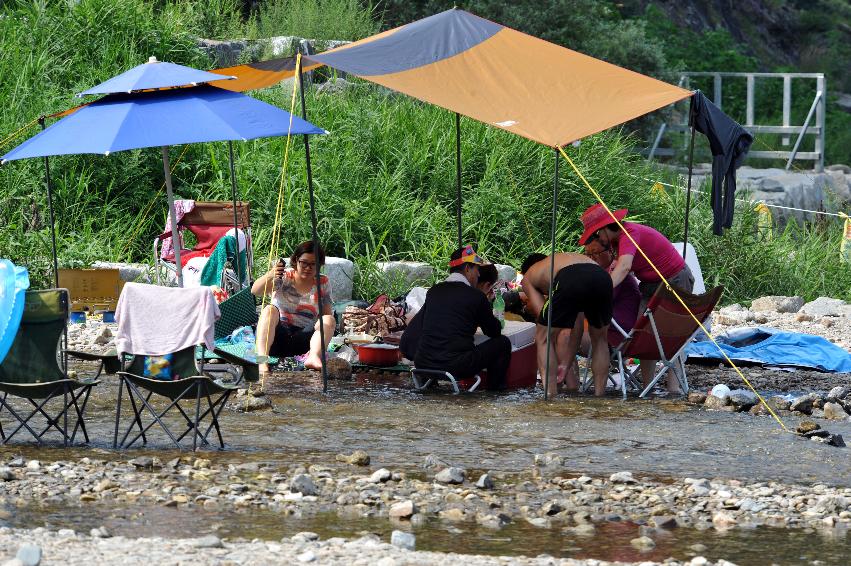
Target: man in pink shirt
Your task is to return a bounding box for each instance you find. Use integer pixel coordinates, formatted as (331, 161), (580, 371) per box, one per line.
(578, 204), (694, 394)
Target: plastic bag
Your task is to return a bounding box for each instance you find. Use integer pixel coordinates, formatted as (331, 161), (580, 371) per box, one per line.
(405, 287), (428, 317)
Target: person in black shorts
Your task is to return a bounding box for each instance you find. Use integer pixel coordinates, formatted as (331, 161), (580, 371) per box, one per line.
(521, 252), (613, 397)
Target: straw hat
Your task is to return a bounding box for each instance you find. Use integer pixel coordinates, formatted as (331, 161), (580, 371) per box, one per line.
(578, 203), (628, 245)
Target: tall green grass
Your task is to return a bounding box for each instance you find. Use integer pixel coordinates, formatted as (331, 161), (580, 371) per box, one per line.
(1, 0), (849, 304)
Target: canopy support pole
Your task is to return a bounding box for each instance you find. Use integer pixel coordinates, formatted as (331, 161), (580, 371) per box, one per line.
(297, 57), (329, 393)
(227, 141), (242, 289)
(682, 96), (696, 262)
(544, 147), (559, 401)
(161, 146), (183, 287)
(455, 112), (463, 249)
(38, 117), (59, 290)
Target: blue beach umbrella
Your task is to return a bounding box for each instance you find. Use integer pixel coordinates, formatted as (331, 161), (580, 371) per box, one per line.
(2, 85), (327, 286)
(77, 56), (236, 96)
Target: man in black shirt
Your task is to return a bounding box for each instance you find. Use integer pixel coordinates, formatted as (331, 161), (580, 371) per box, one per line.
(413, 246), (512, 390)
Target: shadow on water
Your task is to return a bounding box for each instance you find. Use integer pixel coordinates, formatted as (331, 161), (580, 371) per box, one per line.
(5, 502), (851, 566)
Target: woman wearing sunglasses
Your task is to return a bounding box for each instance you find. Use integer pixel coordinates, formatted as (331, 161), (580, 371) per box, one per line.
(252, 240), (335, 378)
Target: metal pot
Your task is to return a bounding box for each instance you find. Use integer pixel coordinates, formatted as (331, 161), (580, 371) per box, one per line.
(355, 343), (400, 367)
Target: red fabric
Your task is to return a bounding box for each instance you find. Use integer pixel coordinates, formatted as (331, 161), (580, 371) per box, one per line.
(617, 223), (685, 282)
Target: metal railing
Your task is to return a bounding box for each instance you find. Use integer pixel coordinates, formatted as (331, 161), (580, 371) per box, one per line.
(647, 72), (826, 172)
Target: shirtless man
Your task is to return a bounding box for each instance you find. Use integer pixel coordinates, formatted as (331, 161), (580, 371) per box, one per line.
(521, 253), (613, 397)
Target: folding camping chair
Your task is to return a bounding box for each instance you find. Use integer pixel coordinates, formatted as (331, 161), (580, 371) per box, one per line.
(411, 368), (481, 394)
(0, 289), (99, 446)
(154, 201), (253, 293)
(113, 287), (258, 451)
(614, 284), (723, 398)
(578, 318), (642, 398)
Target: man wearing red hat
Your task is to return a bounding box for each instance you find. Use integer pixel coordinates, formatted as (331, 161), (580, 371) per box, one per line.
(578, 203), (694, 393)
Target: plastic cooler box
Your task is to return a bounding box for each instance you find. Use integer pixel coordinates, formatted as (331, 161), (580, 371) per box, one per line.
(469, 320), (537, 390)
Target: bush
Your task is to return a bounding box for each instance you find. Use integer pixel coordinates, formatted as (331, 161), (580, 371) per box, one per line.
(257, 0), (378, 41)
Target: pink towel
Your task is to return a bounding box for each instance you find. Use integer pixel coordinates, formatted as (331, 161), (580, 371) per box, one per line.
(159, 199), (196, 260)
(115, 283), (220, 356)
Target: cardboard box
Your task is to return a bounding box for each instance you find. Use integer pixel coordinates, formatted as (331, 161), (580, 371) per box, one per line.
(57, 268), (124, 312)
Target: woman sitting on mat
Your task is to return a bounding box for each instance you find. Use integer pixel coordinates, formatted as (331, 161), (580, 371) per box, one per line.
(252, 240), (335, 376)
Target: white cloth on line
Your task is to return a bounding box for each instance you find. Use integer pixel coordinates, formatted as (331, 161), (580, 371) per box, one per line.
(115, 282), (220, 356)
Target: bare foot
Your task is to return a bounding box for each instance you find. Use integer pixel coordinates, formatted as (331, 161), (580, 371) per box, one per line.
(303, 355), (324, 370)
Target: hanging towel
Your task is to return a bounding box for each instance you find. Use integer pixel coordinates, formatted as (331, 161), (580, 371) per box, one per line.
(159, 199), (196, 260)
(115, 282), (220, 356)
(199, 235), (247, 287)
(690, 91), (753, 235)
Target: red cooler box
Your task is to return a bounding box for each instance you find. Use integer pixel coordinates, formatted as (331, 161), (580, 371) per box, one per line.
(472, 320), (537, 390)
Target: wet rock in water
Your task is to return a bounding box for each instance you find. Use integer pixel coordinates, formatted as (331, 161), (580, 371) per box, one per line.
(290, 474), (318, 495)
(435, 467), (466, 484)
(476, 473), (494, 490)
(389, 500), (416, 519)
(687, 391), (708, 404)
(336, 450), (370, 466)
(368, 468), (392, 483)
(749, 403), (768, 416)
(191, 535), (223, 548)
(609, 471), (636, 484)
(326, 357), (353, 380)
(630, 535), (656, 550)
(729, 389), (758, 411)
(803, 429), (830, 439)
(0, 467), (14, 481)
(704, 394), (729, 410)
(771, 395), (792, 411)
(477, 513), (511, 529)
(650, 515), (678, 529)
(422, 454), (448, 469)
(796, 420), (821, 434)
(751, 295), (804, 313)
(233, 390), (273, 412)
(712, 512), (737, 529)
(15, 544), (41, 566)
(790, 395), (815, 414)
(800, 297), (846, 318)
(534, 452), (564, 467)
(390, 530), (415, 550)
(827, 434), (846, 447)
(89, 526), (110, 538)
(542, 500), (565, 516)
(823, 402), (849, 420)
(827, 386), (850, 402)
(129, 456), (156, 470)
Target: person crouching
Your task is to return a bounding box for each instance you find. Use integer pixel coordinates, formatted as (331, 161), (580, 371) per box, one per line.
(414, 246), (511, 391)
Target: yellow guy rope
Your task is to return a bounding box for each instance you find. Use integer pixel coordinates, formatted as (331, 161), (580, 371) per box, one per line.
(557, 145), (791, 434)
(0, 117), (39, 151)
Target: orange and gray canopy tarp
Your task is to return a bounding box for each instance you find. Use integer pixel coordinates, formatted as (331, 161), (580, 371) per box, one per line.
(214, 9), (692, 148)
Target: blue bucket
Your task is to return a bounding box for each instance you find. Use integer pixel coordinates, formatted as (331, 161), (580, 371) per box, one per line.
(69, 311), (86, 324)
(102, 311), (115, 323)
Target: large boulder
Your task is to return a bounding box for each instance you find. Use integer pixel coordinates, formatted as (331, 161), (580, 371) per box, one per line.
(376, 261), (434, 288)
(800, 297), (847, 318)
(324, 257), (355, 301)
(750, 296), (803, 314)
(495, 264), (517, 282)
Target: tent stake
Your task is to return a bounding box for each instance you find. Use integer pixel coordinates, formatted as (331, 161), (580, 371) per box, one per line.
(227, 141), (242, 288)
(38, 117), (59, 289)
(544, 147), (559, 401)
(455, 112), (462, 249)
(297, 57), (329, 393)
(161, 146), (183, 287)
(683, 96), (696, 262)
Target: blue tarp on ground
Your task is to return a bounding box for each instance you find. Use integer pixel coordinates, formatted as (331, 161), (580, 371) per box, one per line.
(686, 326), (851, 373)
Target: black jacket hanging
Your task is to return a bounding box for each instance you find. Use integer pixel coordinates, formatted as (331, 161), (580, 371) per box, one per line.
(690, 90), (753, 235)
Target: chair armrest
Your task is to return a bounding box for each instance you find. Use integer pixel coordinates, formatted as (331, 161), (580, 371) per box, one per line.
(65, 349), (121, 375)
(210, 347), (259, 384)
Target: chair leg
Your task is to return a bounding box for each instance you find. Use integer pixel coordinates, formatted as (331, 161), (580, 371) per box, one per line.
(121, 385), (149, 447)
(121, 380), (195, 449)
(63, 389), (68, 447)
(69, 386), (94, 444)
(193, 382), (202, 451)
(0, 395), (5, 441)
(5, 394), (58, 445)
(114, 377), (124, 448)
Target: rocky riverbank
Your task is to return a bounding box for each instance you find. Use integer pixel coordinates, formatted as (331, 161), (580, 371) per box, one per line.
(2, 453), (849, 534)
(0, 526), (738, 566)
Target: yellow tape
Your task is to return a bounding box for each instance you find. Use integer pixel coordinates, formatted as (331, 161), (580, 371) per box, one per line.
(0, 117), (39, 151)
(650, 181), (669, 201)
(840, 212), (851, 264)
(754, 202), (773, 240)
(557, 145), (790, 433)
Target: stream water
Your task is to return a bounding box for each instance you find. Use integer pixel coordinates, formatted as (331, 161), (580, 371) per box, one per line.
(2, 369), (850, 563)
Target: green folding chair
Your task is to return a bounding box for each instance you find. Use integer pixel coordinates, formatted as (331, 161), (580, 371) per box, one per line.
(113, 286), (259, 451)
(0, 289), (99, 446)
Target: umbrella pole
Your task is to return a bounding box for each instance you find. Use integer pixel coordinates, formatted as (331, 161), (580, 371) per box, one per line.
(455, 112), (462, 249)
(227, 141), (242, 289)
(38, 117), (59, 289)
(297, 57), (329, 393)
(161, 146), (183, 287)
(544, 147), (559, 401)
(682, 96), (697, 262)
